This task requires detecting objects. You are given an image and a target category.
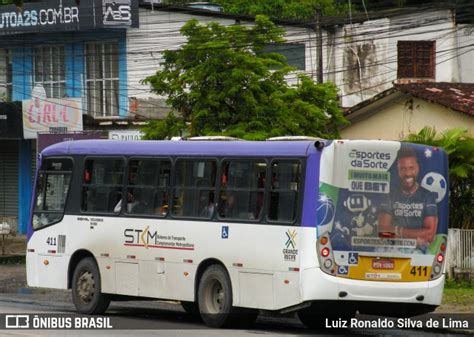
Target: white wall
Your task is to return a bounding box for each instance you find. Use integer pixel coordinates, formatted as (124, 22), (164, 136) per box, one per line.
(333, 9), (457, 107)
(127, 9), (317, 100)
(456, 25), (474, 83)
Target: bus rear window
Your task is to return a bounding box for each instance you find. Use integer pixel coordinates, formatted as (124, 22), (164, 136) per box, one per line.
(32, 158), (73, 229)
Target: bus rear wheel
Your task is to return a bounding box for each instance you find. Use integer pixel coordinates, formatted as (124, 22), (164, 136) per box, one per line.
(198, 264), (235, 328)
(72, 257), (110, 315)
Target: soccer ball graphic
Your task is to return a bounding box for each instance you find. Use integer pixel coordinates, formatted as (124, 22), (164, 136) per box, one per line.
(421, 172), (447, 203)
(317, 193), (335, 226)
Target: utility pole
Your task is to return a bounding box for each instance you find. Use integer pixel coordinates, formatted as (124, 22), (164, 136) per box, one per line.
(315, 6), (323, 84)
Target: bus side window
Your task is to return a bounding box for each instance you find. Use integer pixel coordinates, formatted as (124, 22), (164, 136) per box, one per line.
(172, 159), (216, 218)
(268, 161), (300, 223)
(218, 160), (266, 221)
(81, 158), (124, 213)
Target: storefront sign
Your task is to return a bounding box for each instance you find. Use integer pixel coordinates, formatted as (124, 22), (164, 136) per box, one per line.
(22, 97), (83, 139)
(109, 130), (143, 141)
(0, 0), (139, 35)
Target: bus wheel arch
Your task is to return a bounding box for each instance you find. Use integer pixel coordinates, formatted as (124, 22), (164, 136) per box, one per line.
(194, 258), (228, 302)
(68, 249), (96, 289)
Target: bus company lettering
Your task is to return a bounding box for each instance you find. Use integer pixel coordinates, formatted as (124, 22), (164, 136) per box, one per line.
(283, 229), (298, 261)
(349, 149), (391, 169)
(124, 227), (195, 250)
(393, 202), (423, 217)
(283, 248), (298, 261)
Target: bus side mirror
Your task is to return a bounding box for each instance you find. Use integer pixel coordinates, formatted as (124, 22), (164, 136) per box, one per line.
(314, 141), (325, 151)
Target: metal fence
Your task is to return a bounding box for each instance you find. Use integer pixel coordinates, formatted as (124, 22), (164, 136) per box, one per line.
(447, 228), (474, 277)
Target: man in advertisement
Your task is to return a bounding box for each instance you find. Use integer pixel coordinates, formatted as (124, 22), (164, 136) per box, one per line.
(378, 146), (438, 252)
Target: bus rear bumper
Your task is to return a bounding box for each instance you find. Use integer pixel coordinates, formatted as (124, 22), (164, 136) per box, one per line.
(301, 267), (444, 306)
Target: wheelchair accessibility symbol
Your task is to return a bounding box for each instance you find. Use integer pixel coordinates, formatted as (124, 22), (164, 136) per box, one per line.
(337, 265), (349, 275)
(348, 252), (359, 265)
(221, 226), (229, 239)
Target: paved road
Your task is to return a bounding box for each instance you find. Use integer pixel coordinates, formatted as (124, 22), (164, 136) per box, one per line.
(0, 292), (469, 336)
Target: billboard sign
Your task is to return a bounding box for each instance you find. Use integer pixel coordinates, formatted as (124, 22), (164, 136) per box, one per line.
(0, 0), (139, 35)
(108, 130), (143, 141)
(22, 97), (83, 139)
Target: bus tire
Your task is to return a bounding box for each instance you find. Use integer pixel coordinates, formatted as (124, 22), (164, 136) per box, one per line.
(72, 257), (110, 315)
(198, 264), (234, 328)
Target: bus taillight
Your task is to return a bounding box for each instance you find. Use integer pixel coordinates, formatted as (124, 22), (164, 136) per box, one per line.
(436, 253), (444, 263)
(317, 233), (336, 275)
(430, 237), (447, 280)
(321, 247), (330, 257)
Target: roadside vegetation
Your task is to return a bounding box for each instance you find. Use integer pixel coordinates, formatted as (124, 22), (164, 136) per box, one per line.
(443, 278), (474, 306)
(405, 127), (474, 229)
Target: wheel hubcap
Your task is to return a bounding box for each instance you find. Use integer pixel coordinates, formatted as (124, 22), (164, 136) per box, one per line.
(77, 270), (95, 303)
(205, 279), (225, 314)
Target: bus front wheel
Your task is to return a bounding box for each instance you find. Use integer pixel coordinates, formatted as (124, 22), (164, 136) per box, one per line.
(198, 264), (235, 328)
(71, 257), (110, 315)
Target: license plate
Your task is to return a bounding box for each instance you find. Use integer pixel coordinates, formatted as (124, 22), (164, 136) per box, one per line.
(372, 259), (394, 270)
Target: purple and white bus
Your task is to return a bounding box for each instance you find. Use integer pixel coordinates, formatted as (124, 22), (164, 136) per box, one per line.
(26, 139), (449, 328)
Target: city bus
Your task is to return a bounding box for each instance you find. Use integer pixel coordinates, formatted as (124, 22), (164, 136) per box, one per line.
(26, 139), (449, 328)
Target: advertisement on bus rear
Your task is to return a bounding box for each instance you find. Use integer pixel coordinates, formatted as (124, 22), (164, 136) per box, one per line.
(317, 141), (448, 265)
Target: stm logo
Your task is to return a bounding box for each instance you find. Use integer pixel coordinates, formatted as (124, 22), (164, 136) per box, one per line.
(103, 0), (132, 26)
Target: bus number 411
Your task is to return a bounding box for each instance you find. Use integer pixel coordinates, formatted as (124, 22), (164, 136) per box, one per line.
(46, 237), (57, 246)
(410, 266), (428, 277)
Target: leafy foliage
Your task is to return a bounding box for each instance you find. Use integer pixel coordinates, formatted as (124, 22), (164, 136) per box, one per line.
(405, 127), (474, 229)
(142, 16), (347, 140)
(141, 112), (185, 140)
(212, 0), (347, 19)
(0, 0), (23, 6)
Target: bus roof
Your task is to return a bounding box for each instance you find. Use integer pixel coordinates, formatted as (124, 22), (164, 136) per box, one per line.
(41, 139), (320, 157)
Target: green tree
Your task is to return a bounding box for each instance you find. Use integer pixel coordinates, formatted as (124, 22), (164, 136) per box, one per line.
(405, 127), (474, 229)
(142, 16), (347, 140)
(213, 0), (345, 19)
(0, 0), (22, 6)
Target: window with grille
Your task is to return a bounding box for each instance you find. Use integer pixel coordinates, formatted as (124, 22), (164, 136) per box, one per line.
(85, 42), (119, 117)
(397, 41), (435, 79)
(0, 49), (12, 100)
(33, 46), (66, 98)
